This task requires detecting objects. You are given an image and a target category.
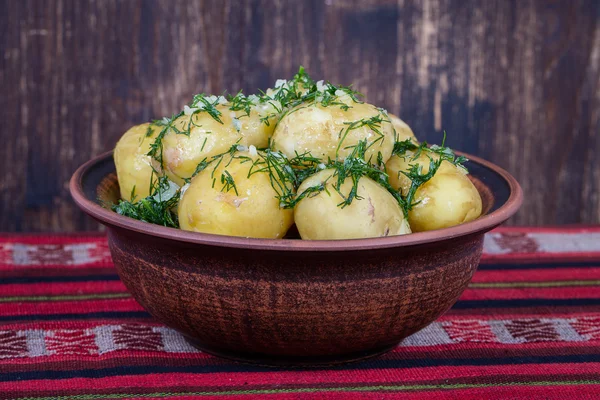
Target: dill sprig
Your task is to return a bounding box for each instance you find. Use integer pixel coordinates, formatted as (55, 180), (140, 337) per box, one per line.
(247, 149), (297, 207)
(112, 175), (180, 228)
(289, 140), (408, 212)
(220, 170), (239, 195)
(145, 95), (228, 166)
(190, 94), (225, 124)
(336, 113), (386, 159)
(265, 67), (365, 129)
(400, 157), (441, 212)
(146, 115), (183, 166)
(227, 91), (254, 117)
(392, 132), (468, 212)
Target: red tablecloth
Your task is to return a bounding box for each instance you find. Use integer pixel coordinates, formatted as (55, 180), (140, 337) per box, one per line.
(1, 227), (599, 399)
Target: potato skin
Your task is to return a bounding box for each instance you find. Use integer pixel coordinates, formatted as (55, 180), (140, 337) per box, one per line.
(294, 169), (411, 240)
(386, 152), (482, 232)
(178, 150), (293, 239)
(271, 102), (395, 165)
(114, 123), (159, 201)
(161, 105), (275, 185)
(388, 113), (417, 143)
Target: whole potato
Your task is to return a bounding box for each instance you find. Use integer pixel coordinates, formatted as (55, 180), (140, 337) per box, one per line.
(114, 123), (160, 201)
(178, 148), (294, 239)
(271, 101), (395, 165)
(294, 169), (411, 240)
(388, 113), (418, 143)
(386, 152), (482, 232)
(161, 104), (276, 185)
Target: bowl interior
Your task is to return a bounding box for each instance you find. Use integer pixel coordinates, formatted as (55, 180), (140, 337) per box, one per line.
(72, 151), (521, 250)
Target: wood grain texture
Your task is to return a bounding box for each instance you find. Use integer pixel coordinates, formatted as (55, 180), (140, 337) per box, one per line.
(0, 0), (598, 231)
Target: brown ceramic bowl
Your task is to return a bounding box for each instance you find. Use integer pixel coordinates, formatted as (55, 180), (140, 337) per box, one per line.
(70, 151), (522, 366)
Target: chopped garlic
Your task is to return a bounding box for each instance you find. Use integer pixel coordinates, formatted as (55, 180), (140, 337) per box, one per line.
(318, 163), (326, 170)
(274, 79), (287, 88)
(256, 104), (270, 113)
(255, 100), (282, 117)
(232, 117), (242, 132)
(180, 183), (191, 198)
(335, 89), (351, 103)
(236, 145), (248, 152)
(248, 145), (258, 157)
(316, 80), (326, 92)
(184, 105), (199, 116)
(152, 179), (180, 202)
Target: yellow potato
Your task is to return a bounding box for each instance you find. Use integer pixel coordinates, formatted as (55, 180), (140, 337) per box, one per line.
(178, 149), (293, 238)
(386, 152), (482, 232)
(114, 123), (160, 201)
(388, 113), (418, 143)
(161, 104), (276, 185)
(294, 169), (411, 240)
(271, 101), (395, 165)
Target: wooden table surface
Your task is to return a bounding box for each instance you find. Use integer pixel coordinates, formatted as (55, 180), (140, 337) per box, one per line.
(0, 0), (599, 231)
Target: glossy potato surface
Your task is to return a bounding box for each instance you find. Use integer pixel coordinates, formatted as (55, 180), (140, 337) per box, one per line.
(162, 105), (275, 185)
(294, 169), (411, 240)
(388, 113), (418, 143)
(114, 123), (159, 201)
(386, 152), (482, 232)
(178, 150), (293, 238)
(271, 102), (395, 164)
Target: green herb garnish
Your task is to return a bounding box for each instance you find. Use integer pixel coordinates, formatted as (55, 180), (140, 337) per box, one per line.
(112, 175), (180, 228)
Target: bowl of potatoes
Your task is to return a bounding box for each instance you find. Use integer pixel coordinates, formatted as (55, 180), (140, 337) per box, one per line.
(71, 68), (522, 366)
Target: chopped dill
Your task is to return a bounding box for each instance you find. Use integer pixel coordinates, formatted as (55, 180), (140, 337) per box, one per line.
(392, 132), (469, 212)
(146, 115), (182, 166)
(220, 170), (239, 195)
(228, 91), (254, 117)
(190, 94), (225, 124)
(336, 113), (386, 158)
(112, 175), (180, 228)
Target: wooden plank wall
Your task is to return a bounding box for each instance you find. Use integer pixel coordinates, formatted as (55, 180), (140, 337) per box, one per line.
(1, 0), (599, 231)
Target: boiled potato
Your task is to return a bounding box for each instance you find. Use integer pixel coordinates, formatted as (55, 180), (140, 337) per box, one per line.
(178, 148), (293, 238)
(271, 101), (395, 165)
(114, 123), (160, 201)
(386, 152), (482, 232)
(161, 104), (276, 185)
(294, 169), (411, 240)
(388, 113), (418, 143)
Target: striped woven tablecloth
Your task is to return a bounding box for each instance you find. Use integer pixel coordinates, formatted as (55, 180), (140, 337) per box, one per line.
(1, 227), (599, 399)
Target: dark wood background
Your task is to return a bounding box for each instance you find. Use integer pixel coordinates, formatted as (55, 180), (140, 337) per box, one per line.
(1, 0), (599, 231)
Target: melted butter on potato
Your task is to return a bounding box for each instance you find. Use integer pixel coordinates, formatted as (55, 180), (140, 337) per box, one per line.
(271, 101), (395, 165)
(114, 123), (160, 201)
(294, 169), (411, 240)
(161, 105), (276, 185)
(388, 113), (418, 143)
(386, 152), (482, 232)
(178, 149), (293, 238)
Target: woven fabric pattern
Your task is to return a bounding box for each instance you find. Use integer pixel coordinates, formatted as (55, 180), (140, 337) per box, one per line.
(0, 227), (599, 399)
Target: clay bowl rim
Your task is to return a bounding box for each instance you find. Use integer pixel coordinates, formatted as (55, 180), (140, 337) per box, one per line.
(70, 150), (522, 252)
